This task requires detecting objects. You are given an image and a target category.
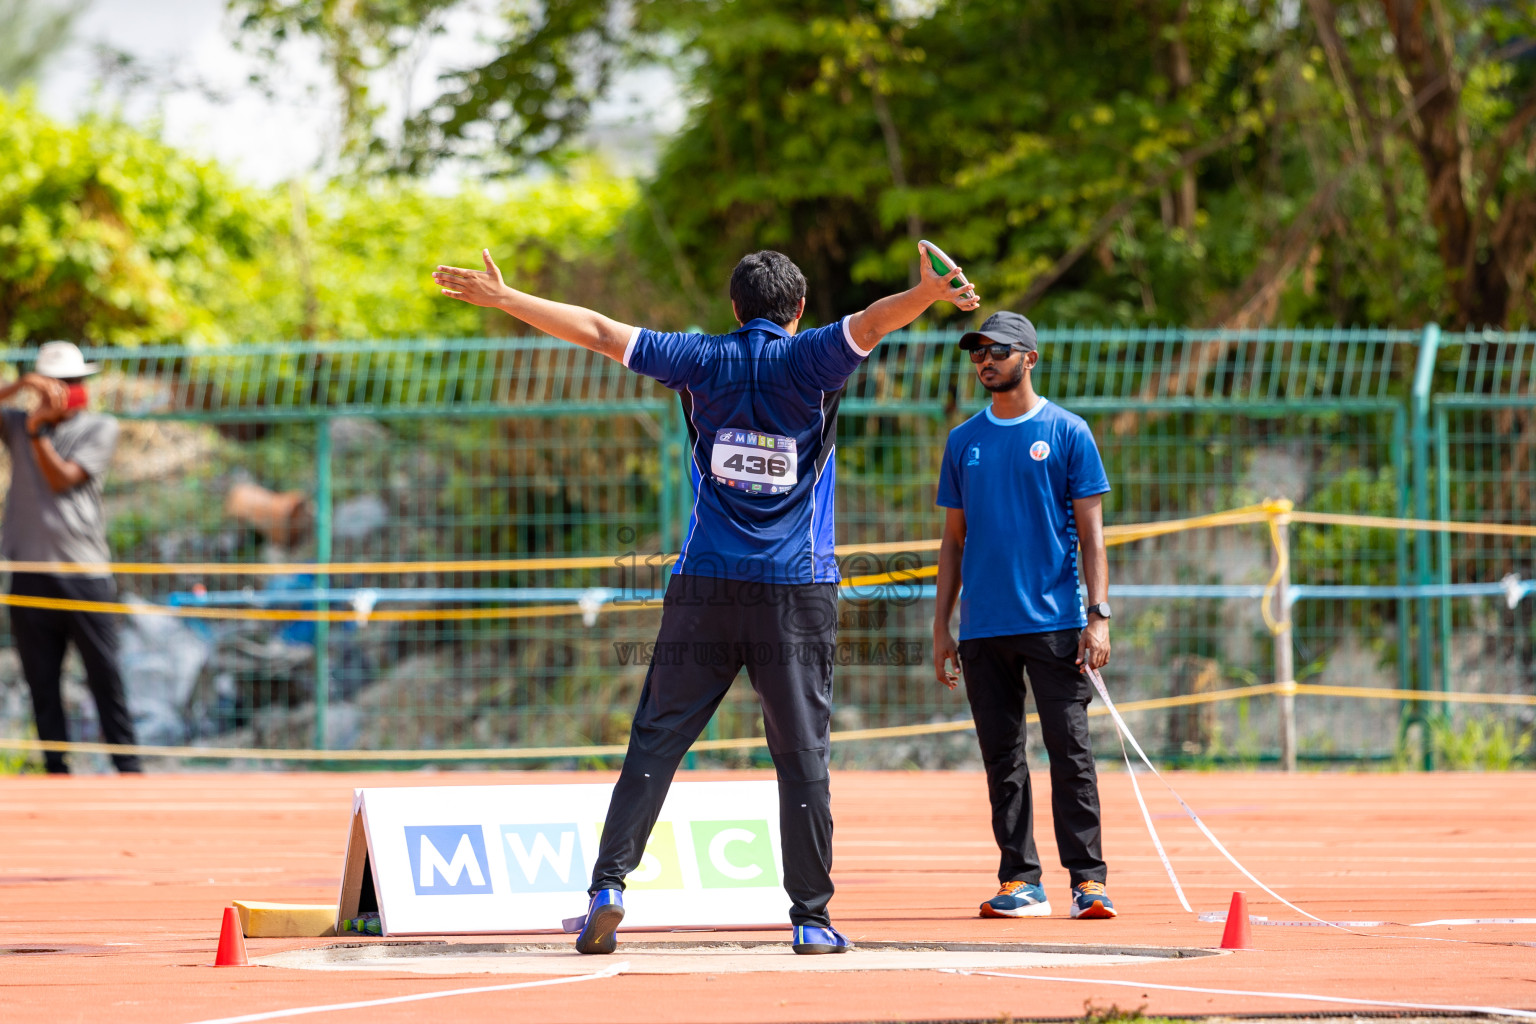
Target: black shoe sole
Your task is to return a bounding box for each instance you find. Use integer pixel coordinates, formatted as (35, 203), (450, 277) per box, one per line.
(792, 942), (852, 955)
(574, 903), (624, 954)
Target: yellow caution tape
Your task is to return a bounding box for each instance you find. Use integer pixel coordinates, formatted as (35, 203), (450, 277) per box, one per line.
(0, 555), (645, 576)
(0, 592), (603, 623)
(0, 499), (1302, 576)
(1101, 502), (1283, 546)
(1291, 683), (1536, 706)
(1288, 510), (1536, 538)
(1260, 500), (1295, 637)
(3, 681), (1527, 763)
(0, 572), (939, 623)
(0, 684), (1281, 761)
(0, 499), (1525, 625)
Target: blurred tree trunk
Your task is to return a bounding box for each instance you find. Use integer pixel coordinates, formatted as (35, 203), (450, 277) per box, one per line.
(1378, 0), (1536, 327)
(1168, 0), (1199, 231)
(1305, 0), (1402, 243)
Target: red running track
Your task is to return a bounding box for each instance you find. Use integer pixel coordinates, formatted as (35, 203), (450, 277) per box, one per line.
(2, 769), (1534, 1023)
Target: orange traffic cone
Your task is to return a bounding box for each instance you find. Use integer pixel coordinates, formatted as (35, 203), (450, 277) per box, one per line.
(1219, 890), (1253, 949)
(214, 906), (249, 966)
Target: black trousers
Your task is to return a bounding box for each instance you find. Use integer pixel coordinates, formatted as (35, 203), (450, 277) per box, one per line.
(10, 573), (141, 774)
(590, 573), (838, 927)
(959, 629), (1105, 886)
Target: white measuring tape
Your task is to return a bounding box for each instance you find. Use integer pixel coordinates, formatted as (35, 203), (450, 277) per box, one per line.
(1106, 689), (1191, 913)
(1084, 667), (1346, 931)
(1086, 667), (1536, 947)
(1199, 911), (1536, 929)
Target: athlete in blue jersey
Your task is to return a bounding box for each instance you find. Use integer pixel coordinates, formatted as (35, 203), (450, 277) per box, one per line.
(931, 311), (1118, 922)
(434, 245), (979, 954)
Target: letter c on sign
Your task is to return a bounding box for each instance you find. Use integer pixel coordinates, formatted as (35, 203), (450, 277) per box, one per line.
(707, 828), (763, 881)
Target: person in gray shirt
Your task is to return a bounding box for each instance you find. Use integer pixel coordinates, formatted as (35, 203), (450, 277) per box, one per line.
(1, 342), (140, 773)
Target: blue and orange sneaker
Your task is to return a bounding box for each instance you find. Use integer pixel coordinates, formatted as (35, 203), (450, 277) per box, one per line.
(574, 888), (625, 953)
(1069, 880), (1117, 919)
(791, 924), (851, 954)
(980, 880), (1052, 918)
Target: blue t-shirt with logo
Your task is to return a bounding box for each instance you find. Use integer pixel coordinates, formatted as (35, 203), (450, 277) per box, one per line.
(936, 399), (1111, 639)
(625, 316), (871, 583)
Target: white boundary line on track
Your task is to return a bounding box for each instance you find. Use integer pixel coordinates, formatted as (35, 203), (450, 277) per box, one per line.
(1199, 912), (1536, 928)
(176, 962), (627, 1024)
(944, 969), (1536, 1019)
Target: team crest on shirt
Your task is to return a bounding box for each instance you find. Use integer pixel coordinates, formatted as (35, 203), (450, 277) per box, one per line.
(966, 444), (982, 466)
(1029, 440), (1051, 461)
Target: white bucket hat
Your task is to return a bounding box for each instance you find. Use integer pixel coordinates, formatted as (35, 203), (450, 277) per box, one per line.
(34, 341), (100, 379)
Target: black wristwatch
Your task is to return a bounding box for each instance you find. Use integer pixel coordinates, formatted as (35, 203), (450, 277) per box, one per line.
(1087, 602), (1112, 620)
(26, 423), (51, 440)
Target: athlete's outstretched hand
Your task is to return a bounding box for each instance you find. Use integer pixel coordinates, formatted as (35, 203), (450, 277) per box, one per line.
(434, 250), (512, 308)
(917, 242), (982, 312)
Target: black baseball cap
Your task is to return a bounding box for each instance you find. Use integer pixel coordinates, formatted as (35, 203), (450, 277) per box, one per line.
(958, 311), (1038, 352)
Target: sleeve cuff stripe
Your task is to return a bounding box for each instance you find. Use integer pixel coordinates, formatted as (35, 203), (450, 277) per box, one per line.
(842, 316), (873, 358)
(621, 326), (641, 369)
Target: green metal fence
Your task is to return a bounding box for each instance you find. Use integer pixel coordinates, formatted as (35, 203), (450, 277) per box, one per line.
(0, 327), (1530, 770)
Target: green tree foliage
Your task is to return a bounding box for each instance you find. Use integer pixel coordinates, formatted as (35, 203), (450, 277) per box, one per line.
(231, 0), (626, 172)
(232, 0), (459, 166)
(1314, 0), (1536, 328)
(230, 0), (1536, 329)
(0, 92), (269, 346)
(258, 164), (652, 341)
(634, 0), (1285, 327)
(0, 94), (649, 345)
(631, 0), (1535, 328)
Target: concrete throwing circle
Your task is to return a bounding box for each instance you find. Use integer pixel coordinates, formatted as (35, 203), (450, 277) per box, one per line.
(257, 939), (1219, 976)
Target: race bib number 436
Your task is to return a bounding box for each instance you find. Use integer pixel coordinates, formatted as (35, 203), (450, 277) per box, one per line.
(711, 428), (797, 495)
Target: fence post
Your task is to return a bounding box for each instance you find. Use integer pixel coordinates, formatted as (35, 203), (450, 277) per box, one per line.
(1391, 407), (1414, 718)
(1435, 407), (1452, 729)
(314, 416), (333, 750)
(1273, 510), (1297, 772)
(1409, 324), (1441, 770)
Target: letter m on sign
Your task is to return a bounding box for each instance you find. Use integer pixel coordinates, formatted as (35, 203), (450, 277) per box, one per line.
(405, 825), (493, 895)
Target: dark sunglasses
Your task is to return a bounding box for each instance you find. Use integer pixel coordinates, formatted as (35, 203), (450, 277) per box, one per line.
(968, 343), (1026, 363)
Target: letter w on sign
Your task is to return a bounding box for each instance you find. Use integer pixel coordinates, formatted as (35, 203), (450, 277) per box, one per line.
(501, 824), (587, 892)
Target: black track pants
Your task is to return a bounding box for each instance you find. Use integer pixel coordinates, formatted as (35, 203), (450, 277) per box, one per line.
(959, 629), (1105, 886)
(11, 573), (141, 774)
(589, 573), (838, 927)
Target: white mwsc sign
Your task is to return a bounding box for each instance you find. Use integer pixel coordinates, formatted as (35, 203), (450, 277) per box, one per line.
(337, 782), (791, 936)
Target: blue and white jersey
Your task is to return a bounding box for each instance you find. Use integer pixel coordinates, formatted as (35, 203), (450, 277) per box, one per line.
(936, 399), (1111, 639)
(624, 316), (871, 583)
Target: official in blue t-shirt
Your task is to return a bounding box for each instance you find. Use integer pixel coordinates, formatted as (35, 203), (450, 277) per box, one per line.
(931, 311), (1118, 923)
(435, 244), (979, 956)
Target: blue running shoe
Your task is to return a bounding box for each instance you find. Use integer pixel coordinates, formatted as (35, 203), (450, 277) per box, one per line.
(574, 888), (625, 954)
(980, 880), (1052, 918)
(791, 924), (852, 955)
(1069, 880), (1117, 919)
